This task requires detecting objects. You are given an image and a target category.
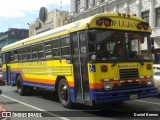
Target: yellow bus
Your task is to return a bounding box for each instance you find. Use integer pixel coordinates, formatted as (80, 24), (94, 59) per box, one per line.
(1, 13), (158, 108)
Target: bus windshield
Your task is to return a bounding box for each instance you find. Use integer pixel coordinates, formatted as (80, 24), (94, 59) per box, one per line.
(88, 29), (152, 62)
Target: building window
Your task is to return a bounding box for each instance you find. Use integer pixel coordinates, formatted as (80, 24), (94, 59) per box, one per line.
(142, 11), (149, 23)
(11, 31), (15, 35)
(76, 0), (80, 13)
(156, 8), (160, 27)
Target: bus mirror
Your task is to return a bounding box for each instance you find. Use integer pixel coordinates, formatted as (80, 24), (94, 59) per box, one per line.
(88, 30), (96, 42)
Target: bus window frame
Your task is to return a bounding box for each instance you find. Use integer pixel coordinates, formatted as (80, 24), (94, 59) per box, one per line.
(26, 46), (32, 60)
(22, 47), (27, 61)
(32, 44), (38, 60)
(14, 50), (18, 61)
(38, 42), (45, 59)
(52, 38), (61, 58)
(79, 32), (87, 54)
(70, 32), (78, 55)
(17, 48), (22, 61)
(60, 35), (71, 58)
(10, 51), (14, 62)
(2, 35), (72, 63)
(44, 40), (52, 59)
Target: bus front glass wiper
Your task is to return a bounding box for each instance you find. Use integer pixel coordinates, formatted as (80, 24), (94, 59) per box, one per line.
(111, 62), (117, 67)
(129, 52), (144, 66)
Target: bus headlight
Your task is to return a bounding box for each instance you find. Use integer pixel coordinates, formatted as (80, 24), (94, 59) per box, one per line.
(147, 79), (154, 86)
(104, 82), (112, 90)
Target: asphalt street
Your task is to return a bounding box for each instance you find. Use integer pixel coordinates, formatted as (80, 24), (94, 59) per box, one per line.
(0, 85), (160, 120)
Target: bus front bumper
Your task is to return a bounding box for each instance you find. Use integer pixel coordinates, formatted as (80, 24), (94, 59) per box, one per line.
(93, 87), (158, 104)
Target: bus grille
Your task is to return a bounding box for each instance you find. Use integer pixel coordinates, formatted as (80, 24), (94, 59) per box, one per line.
(119, 68), (139, 80)
(121, 81), (140, 87)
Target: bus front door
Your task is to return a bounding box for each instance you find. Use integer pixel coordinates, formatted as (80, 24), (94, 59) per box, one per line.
(71, 32), (91, 105)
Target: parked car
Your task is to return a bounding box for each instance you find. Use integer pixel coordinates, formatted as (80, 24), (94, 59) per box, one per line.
(153, 64), (160, 73)
(0, 68), (5, 85)
(154, 71), (160, 93)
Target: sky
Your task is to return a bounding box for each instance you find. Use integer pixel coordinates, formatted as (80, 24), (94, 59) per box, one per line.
(0, 0), (70, 32)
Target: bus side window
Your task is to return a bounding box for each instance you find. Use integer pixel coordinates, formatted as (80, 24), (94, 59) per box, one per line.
(72, 34), (78, 54)
(79, 33), (86, 53)
(32, 45), (38, 59)
(14, 50), (18, 61)
(61, 37), (70, 56)
(27, 46), (32, 60)
(38, 43), (45, 59)
(52, 39), (60, 57)
(44, 41), (52, 58)
(22, 47), (27, 61)
(18, 49), (22, 61)
(10, 51), (14, 62)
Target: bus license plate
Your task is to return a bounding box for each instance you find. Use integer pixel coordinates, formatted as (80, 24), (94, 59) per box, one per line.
(129, 94), (138, 100)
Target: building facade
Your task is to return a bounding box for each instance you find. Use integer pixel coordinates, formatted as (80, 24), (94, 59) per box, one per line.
(0, 28), (29, 49)
(29, 7), (69, 37)
(70, 0), (160, 63)
(0, 28), (29, 64)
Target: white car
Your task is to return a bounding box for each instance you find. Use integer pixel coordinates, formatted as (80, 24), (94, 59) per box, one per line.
(154, 71), (160, 93)
(153, 64), (160, 73)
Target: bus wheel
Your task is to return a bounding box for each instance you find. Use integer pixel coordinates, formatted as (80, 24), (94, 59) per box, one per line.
(58, 79), (72, 108)
(16, 75), (26, 96)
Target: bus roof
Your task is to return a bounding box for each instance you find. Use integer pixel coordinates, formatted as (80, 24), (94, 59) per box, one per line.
(1, 12), (150, 52)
